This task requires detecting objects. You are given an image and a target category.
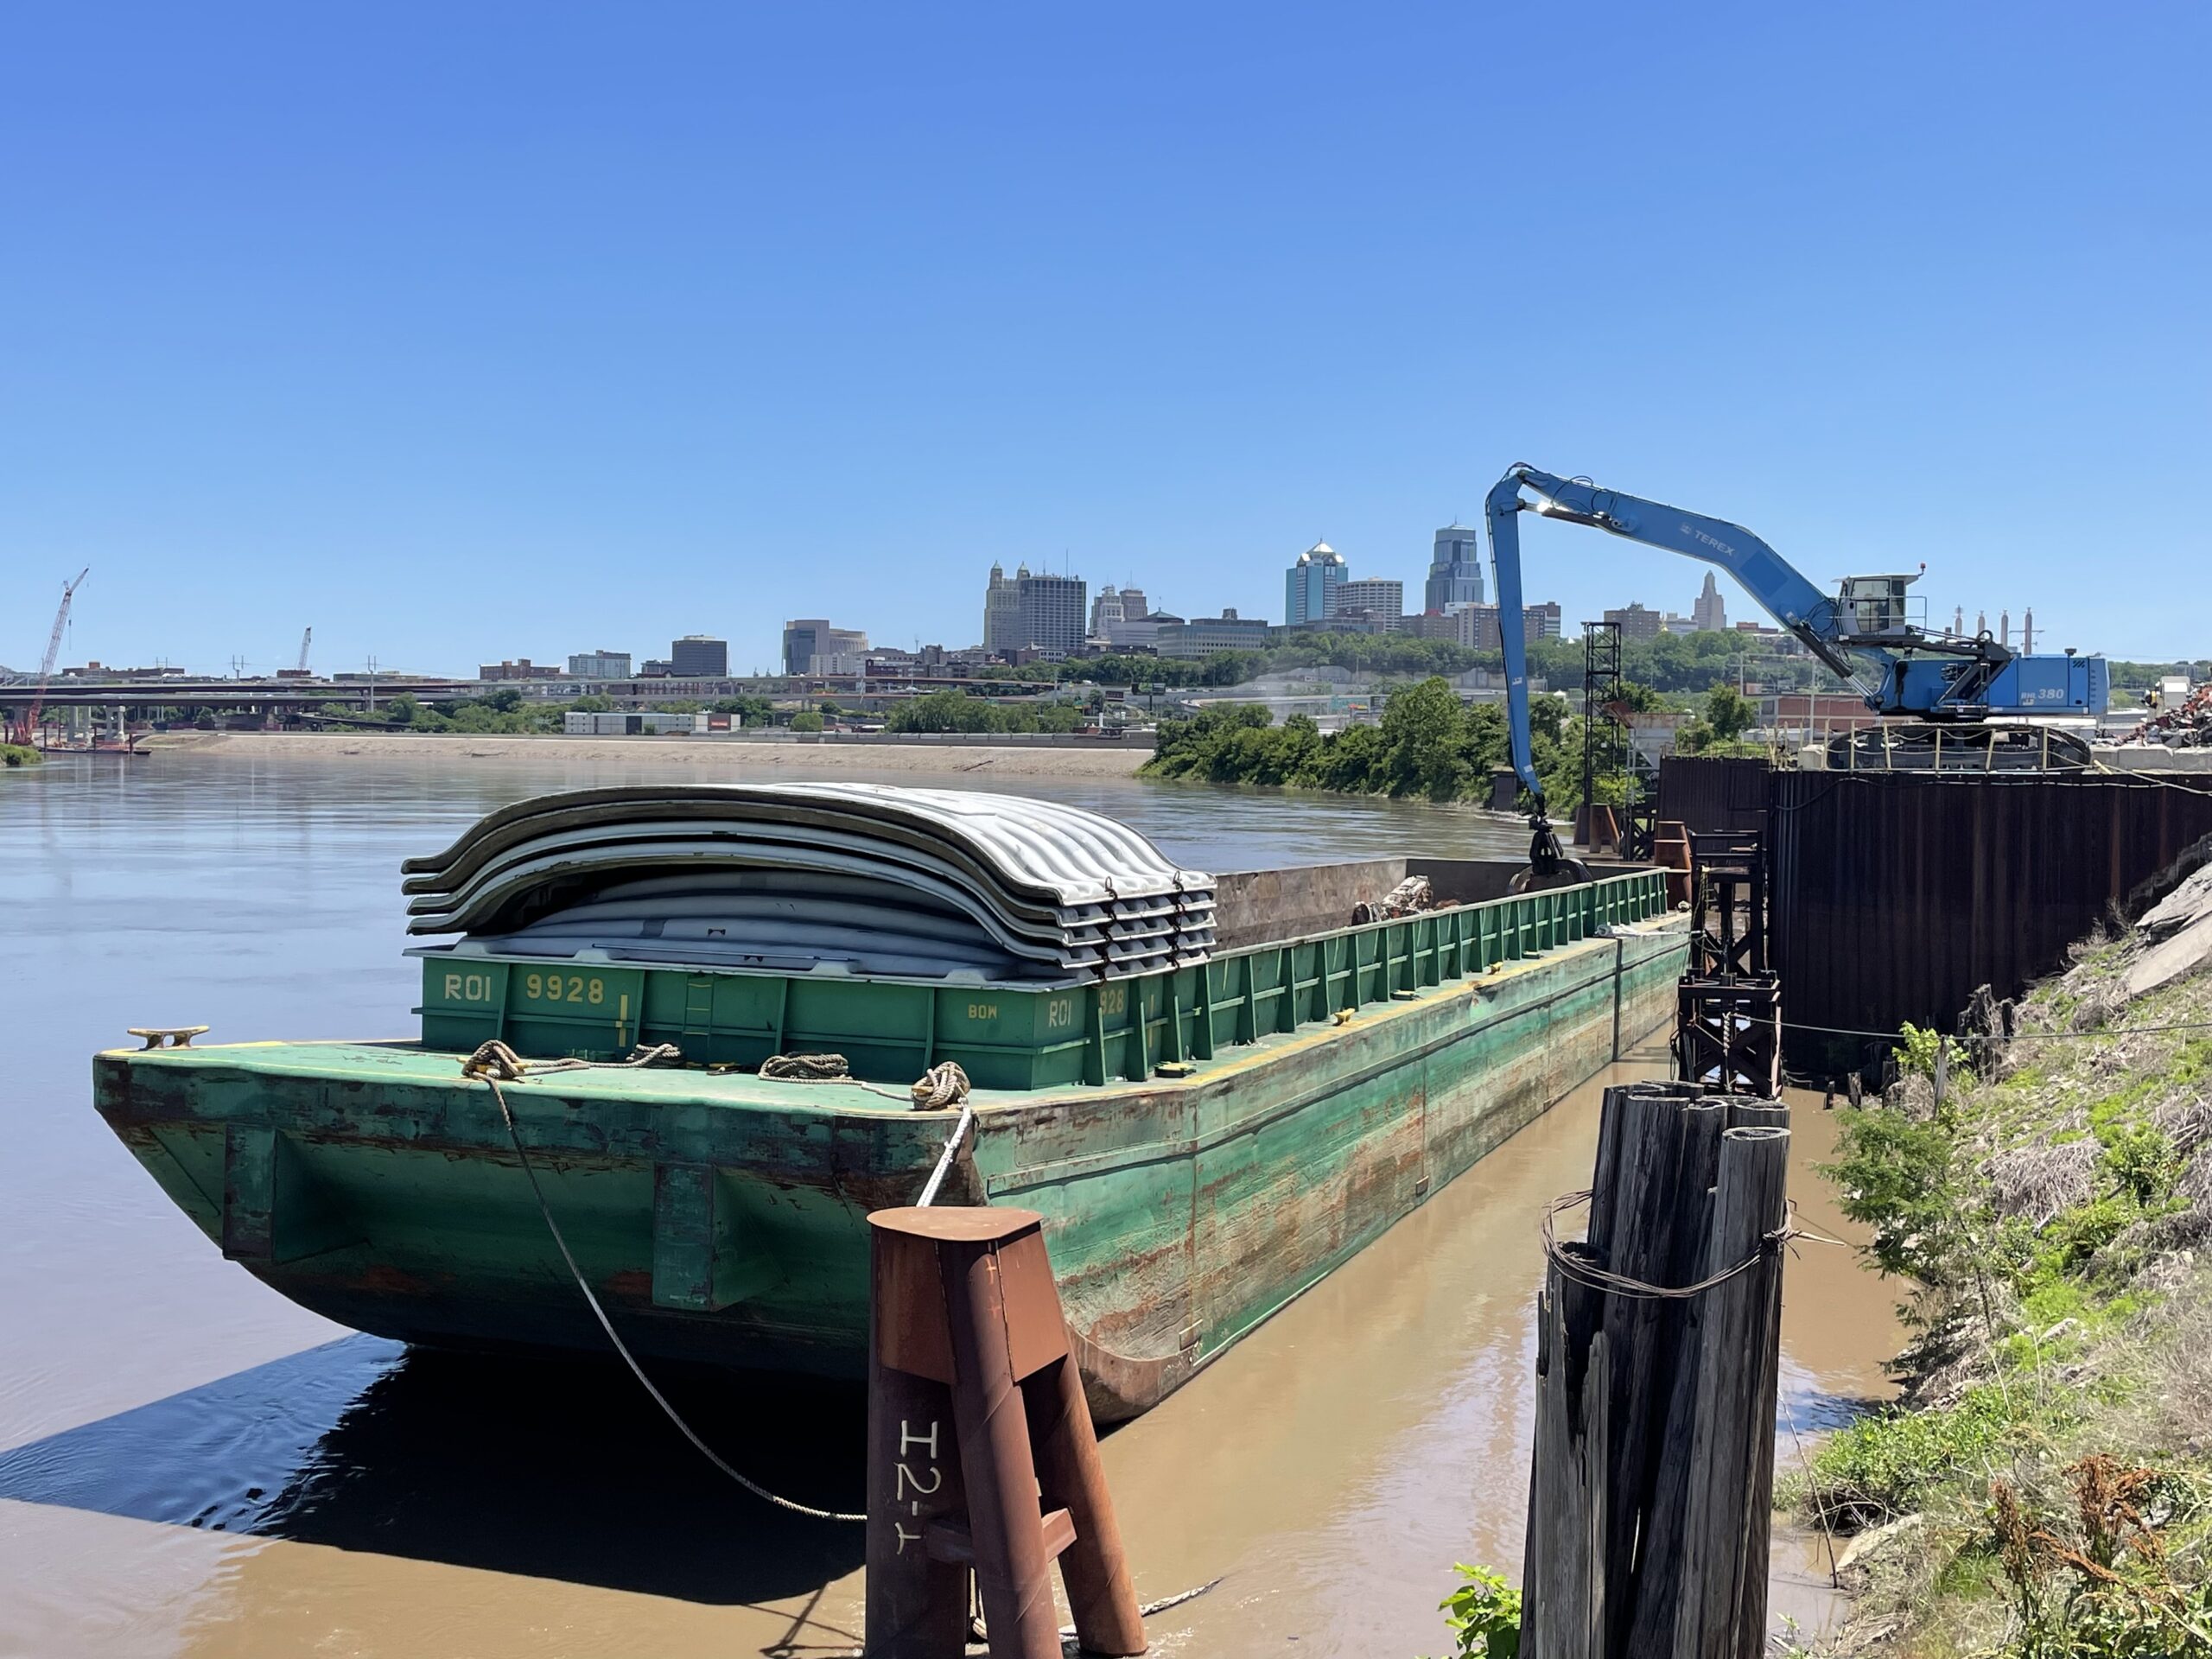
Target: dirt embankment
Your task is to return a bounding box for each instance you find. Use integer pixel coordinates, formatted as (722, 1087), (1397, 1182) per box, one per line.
(146, 730), (1154, 779)
(1796, 855), (2212, 1656)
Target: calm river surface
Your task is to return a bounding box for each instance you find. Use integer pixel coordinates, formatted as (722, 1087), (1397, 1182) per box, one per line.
(1, 750), (1901, 1657)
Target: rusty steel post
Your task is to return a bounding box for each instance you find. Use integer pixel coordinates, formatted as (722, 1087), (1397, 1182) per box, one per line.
(938, 1219), (1067, 1659)
(866, 1207), (1146, 1659)
(1026, 1350), (1146, 1656)
(866, 1225), (971, 1659)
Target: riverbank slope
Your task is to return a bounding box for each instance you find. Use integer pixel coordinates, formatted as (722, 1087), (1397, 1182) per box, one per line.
(1797, 861), (2212, 1655)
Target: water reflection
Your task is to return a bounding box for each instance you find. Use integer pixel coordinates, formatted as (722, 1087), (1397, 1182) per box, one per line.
(0, 1337), (868, 1605)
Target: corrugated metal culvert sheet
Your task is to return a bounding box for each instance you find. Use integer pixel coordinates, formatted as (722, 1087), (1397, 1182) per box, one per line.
(1770, 770), (2212, 1071)
(401, 783), (1217, 982)
(403, 784), (1210, 907)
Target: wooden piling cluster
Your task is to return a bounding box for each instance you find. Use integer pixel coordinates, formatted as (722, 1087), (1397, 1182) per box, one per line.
(1521, 1082), (1791, 1659)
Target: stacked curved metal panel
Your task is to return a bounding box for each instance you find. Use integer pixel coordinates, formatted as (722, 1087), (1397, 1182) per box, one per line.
(401, 783), (1216, 984)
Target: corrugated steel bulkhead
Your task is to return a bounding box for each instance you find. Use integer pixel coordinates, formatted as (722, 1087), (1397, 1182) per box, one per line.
(1769, 771), (2212, 1075)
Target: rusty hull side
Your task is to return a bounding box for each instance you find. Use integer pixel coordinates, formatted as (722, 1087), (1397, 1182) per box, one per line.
(979, 920), (1686, 1419)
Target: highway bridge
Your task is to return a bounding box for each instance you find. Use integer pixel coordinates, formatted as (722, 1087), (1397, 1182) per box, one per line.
(1, 677), (486, 715)
(0, 669), (1084, 723)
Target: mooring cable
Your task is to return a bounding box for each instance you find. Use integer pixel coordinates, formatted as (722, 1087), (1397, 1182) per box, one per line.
(1779, 1014), (2212, 1043)
(1539, 1190), (1848, 1300)
(474, 1059), (868, 1522)
(462, 1039), (1001, 1522)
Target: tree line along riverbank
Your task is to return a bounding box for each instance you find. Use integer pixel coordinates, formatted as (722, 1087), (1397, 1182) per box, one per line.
(1143, 676), (1763, 811)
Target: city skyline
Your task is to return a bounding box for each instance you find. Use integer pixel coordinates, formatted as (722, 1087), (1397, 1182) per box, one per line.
(10, 537), (2107, 680)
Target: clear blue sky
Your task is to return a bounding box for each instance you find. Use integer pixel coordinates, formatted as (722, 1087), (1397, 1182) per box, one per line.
(3, 2), (2206, 676)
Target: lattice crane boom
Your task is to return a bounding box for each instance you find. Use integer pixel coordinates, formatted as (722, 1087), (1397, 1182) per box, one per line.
(15, 567), (89, 746)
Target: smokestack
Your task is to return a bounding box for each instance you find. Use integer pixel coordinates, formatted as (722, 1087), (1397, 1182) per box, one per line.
(2000, 609), (2011, 648)
(1976, 609), (1987, 637)
(2024, 608), (2034, 653)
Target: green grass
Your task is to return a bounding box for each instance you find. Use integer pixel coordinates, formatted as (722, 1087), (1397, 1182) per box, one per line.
(1798, 1386), (2032, 1529)
(0, 743), (39, 767)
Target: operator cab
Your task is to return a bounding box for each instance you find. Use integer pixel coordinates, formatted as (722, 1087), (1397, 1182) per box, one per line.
(1837, 570), (1925, 641)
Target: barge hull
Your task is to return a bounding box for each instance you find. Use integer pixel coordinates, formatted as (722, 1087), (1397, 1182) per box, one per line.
(97, 908), (1684, 1421)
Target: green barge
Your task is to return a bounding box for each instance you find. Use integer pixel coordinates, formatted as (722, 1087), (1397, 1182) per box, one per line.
(96, 832), (1682, 1421)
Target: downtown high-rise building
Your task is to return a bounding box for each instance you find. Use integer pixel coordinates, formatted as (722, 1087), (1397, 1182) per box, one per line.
(1014, 572), (1087, 655)
(670, 635), (728, 677)
(1090, 583), (1149, 637)
(1692, 571), (1728, 632)
(1604, 603), (1663, 644)
(982, 563), (1086, 654)
(1285, 541), (1347, 625)
(1332, 577), (1405, 625)
(782, 620), (869, 675)
(1423, 524), (1486, 612)
(982, 563), (1024, 652)
(567, 649), (632, 679)
(1458, 602), (1563, 652)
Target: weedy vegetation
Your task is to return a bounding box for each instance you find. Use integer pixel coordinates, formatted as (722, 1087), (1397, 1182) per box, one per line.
(1788, 911), (2212, 1656)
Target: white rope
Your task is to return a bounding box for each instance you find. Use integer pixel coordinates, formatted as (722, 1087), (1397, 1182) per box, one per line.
(463, 1041), (988, 1521)
(918, 1103), (977, 1208)
(465, 1044), (866, 1522)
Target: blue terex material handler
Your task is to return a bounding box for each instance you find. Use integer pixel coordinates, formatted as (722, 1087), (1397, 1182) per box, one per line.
(1485, 463), (2109, 881)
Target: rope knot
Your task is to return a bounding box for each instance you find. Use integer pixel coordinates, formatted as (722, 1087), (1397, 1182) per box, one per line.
(910, 1061), (971, 1111)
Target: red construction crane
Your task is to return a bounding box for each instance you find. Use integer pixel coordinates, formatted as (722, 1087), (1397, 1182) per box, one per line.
(12, 568), (90, 747)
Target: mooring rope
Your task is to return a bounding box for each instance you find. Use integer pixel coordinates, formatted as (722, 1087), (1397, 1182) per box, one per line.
(760, 1051), (976, 1114)
(759, 1051), (855, 1082)
(918, 1100), (977, 1208)
(1538, 1190), (1847, 1300)
(461, 1039), (985, 1522)
(465, 1041), (866, 1522)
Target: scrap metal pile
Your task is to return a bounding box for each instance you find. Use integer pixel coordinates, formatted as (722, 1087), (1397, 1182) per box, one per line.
(2120, 682), (2212, 748)
(401, 782), (1216, 985)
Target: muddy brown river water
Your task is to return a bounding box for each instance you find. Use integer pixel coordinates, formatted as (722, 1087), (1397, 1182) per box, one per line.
(1, 751), (1903, 1656)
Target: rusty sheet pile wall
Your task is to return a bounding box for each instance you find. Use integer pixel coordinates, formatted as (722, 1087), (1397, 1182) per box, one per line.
(1655, 755), (1772, 838)
(1770, 771), (2212, 1070)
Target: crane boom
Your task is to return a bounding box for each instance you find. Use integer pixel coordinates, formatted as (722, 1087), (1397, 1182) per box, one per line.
(1484, 462), (2107, 877)
(297, 626), (313, 675)
(1487, 462), (2107, 813)
(15, 568), (89, 746)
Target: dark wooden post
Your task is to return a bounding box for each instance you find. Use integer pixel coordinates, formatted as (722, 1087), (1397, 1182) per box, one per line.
(1527, 1087), (1793, 1659)
(1619, 1097), (1726, 1655)
(1672, 1125), (1790, 1659)
(865, 1207), (1147, 1659)
(939, 1222), (1068, 1659)
(1521, 1242), (1610, 1659)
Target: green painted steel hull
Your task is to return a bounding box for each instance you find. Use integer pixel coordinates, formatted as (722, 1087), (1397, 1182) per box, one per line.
(95, 914), (1685, 1420)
